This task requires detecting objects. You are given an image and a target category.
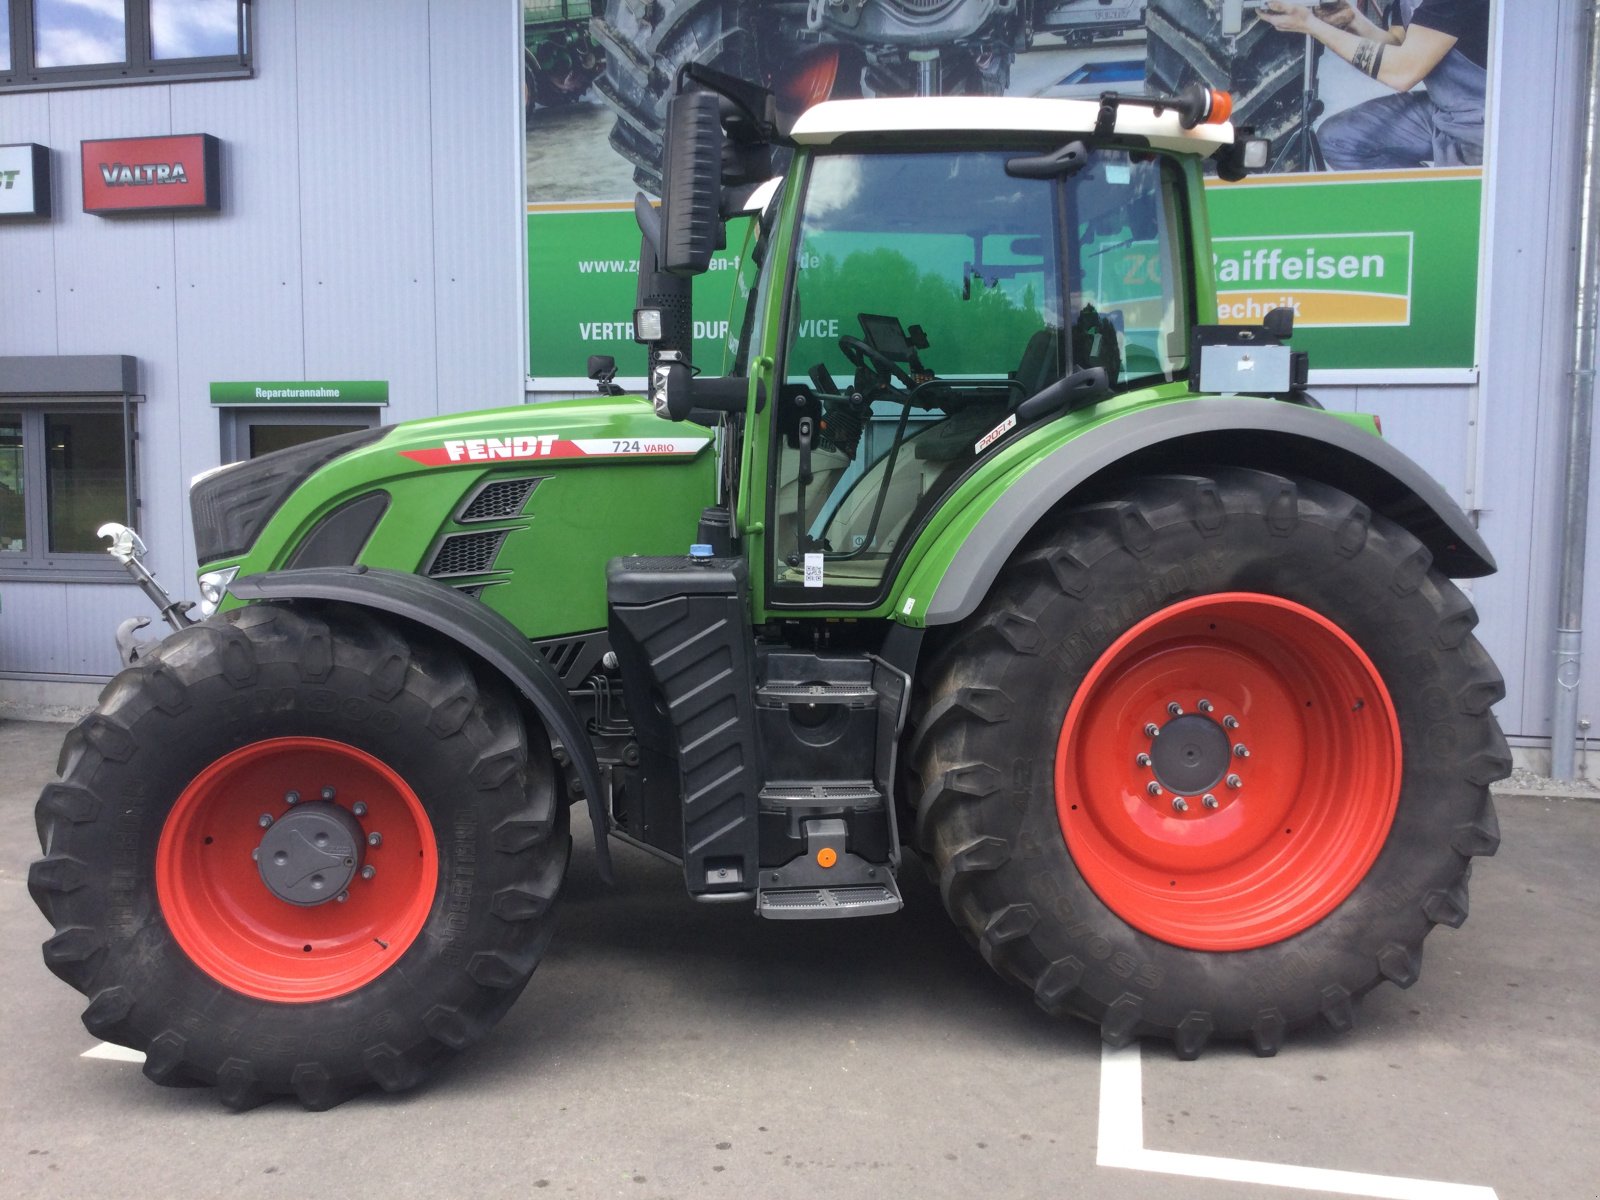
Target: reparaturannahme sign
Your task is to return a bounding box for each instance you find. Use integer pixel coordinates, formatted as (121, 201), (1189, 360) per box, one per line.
(209, 381), (389, 406)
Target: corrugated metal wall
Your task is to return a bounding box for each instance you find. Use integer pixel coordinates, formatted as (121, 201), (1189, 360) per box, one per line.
(3, 0), (1596, 754)
(1469, 0), (1595, 751)
(0, 0), (526, 681)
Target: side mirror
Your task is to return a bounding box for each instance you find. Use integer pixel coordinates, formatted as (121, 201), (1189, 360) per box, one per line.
(661, 89), (724, 275)
(1262, 305), (1295, 341)
(587, 354), (624, 397)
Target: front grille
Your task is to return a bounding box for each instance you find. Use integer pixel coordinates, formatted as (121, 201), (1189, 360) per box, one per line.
(427, 529), (507, 577)
(191, 426), (386, 564)
(460, 477), (541, 522)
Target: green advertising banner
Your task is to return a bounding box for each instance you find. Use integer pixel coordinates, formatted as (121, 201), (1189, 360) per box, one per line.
(527, 204), (748, 380)
(1205, 169), (1482, 371)
(528, 167), (1482, 378)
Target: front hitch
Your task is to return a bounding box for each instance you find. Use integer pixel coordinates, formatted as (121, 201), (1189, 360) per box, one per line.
(98, 522), (196, 664)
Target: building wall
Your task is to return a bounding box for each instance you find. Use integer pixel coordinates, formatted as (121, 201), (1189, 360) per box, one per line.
(4, 0), (1598, 758)
(0, 0), (527, 682)
(1468, 0), (1596, 753)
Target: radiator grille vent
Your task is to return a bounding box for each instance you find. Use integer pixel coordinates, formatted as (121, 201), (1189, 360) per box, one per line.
(539, 638), (585, 677)
(427, 530), (507, 577)
(461, 477), (540, 522)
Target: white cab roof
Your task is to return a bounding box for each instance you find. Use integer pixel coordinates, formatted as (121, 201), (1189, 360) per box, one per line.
(789, 96), (1233, 157)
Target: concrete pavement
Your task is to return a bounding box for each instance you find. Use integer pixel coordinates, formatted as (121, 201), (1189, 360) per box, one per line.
(2, 717), (1595, 1200)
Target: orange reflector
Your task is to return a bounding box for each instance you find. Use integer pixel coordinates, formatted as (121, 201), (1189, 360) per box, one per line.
(1206, 89), (1234, 126)
(817, 847), (838, 869)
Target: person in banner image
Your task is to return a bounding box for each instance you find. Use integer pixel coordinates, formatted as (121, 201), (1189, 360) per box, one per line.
(1260, 0), (1489, 170)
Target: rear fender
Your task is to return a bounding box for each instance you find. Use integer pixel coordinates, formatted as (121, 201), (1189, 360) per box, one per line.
(907, 397), (1495, 627)
(229, 566), (614, 883)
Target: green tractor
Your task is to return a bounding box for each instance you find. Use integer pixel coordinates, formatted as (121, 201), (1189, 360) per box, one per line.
(32, 72), (1507, 1110)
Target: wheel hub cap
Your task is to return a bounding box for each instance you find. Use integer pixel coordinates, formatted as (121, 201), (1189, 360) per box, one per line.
(256, 802), (364, 906)
(1148, 713), (1231, 796)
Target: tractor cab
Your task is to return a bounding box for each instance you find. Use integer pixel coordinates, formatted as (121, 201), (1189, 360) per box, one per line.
(601, 74), (1263, 914)
(630, 72), (1257, 620)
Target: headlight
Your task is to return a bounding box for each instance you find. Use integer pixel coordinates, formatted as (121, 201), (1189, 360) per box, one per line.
(196, 565), (240, 617)
(634, 307), (664, 343)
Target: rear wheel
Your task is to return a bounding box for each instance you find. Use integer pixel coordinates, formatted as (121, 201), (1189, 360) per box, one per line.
(910, 469), (1507, 1056)
(30, 603), (570, 1108)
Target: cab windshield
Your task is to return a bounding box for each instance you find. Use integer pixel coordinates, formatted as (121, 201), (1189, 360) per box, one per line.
(769, 146), (1191, 597)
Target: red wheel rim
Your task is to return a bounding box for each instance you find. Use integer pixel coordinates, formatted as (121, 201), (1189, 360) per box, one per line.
(157, 737), (438, 1002)
(1055, 593), (1401, 951)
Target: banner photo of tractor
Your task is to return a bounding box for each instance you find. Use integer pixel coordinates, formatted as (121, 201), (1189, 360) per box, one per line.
(524, 1), (1492, 380)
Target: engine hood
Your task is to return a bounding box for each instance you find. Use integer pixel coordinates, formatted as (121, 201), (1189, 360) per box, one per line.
(201, 393), (719, 641)
(385, 394), (713, 468)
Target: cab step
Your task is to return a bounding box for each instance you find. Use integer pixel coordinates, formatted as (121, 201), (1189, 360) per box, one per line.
(758, 879), (903, 920)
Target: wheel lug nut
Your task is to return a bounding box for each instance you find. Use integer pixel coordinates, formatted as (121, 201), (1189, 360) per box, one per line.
(1202, 793), (1219, 809)
(1144, 723), (1160, 737)
(251, 847), (260, 861)
(258, 813), (273, 828)
(1135, 752), (1152, 768)
(336, 891), (349, 903)
(361, 865), (376, 881)
(1226, 773), (1243, 789)
(1223, 715), (1239, 730)
(285, 790), (300, 806)
(1146, 782), (1162, 797)
(1172, 797), (1189, 812)
(1167, 702), (1183, 716)
(321, 786), (337, 802)
(367, 832), (383, 847)
(352, 801), (368, 817)
(1234, 744), (1250, 758)
(1198, 699), (1214, 713)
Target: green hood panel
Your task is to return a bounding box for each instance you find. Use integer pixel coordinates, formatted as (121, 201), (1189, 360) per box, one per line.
(218, 395), (717, 639)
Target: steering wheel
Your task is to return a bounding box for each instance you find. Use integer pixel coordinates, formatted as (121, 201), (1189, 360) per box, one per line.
(838, 335), (916, 390)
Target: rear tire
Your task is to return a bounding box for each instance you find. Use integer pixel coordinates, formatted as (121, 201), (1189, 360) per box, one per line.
(30, 603), (570, 1108)
(910, 469), (1507, 1057)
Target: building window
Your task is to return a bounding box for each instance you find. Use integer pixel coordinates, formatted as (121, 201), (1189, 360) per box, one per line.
(2, 0), (250, 92)
(221, 409), (381, 464)
(0, 403), (137, 579)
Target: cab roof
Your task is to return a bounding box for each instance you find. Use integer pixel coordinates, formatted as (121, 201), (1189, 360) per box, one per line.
(788, 96), (1234, 157)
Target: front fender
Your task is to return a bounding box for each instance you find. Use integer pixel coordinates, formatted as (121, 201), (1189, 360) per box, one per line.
(904, 396), (1495, 627)
(229, 566), (614, 883)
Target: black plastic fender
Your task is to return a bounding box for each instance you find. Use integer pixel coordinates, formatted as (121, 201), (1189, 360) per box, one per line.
(229, 566), (614, 883)
(923, 396), (1496, 626)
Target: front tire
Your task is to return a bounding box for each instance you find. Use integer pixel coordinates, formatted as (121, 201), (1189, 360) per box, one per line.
(30, 603), (570, 1108)
(911, 469), (1508, 1057)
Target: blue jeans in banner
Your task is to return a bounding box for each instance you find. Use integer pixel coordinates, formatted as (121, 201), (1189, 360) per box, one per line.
(1319, 89), (1485, 169)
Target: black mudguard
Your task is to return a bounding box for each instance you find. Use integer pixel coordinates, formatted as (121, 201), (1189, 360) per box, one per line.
(230, 566), (614, 883)
(924, 396), (1497, 626)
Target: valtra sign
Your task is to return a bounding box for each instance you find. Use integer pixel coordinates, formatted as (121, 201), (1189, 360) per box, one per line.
(81, 134), (221, 215)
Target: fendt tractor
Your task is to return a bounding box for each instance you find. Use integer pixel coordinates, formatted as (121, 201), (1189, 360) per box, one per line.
(31, 71), (1509, 1111)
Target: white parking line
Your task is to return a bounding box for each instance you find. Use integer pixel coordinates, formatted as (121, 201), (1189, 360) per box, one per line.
(1097, 1043), (1499, 1200)
(82, 1042), (145, 1063)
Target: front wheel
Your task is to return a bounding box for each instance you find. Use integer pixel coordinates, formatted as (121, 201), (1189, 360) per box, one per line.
(30, 603), (570, 1108)
(911, 469), (1508, 1057)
